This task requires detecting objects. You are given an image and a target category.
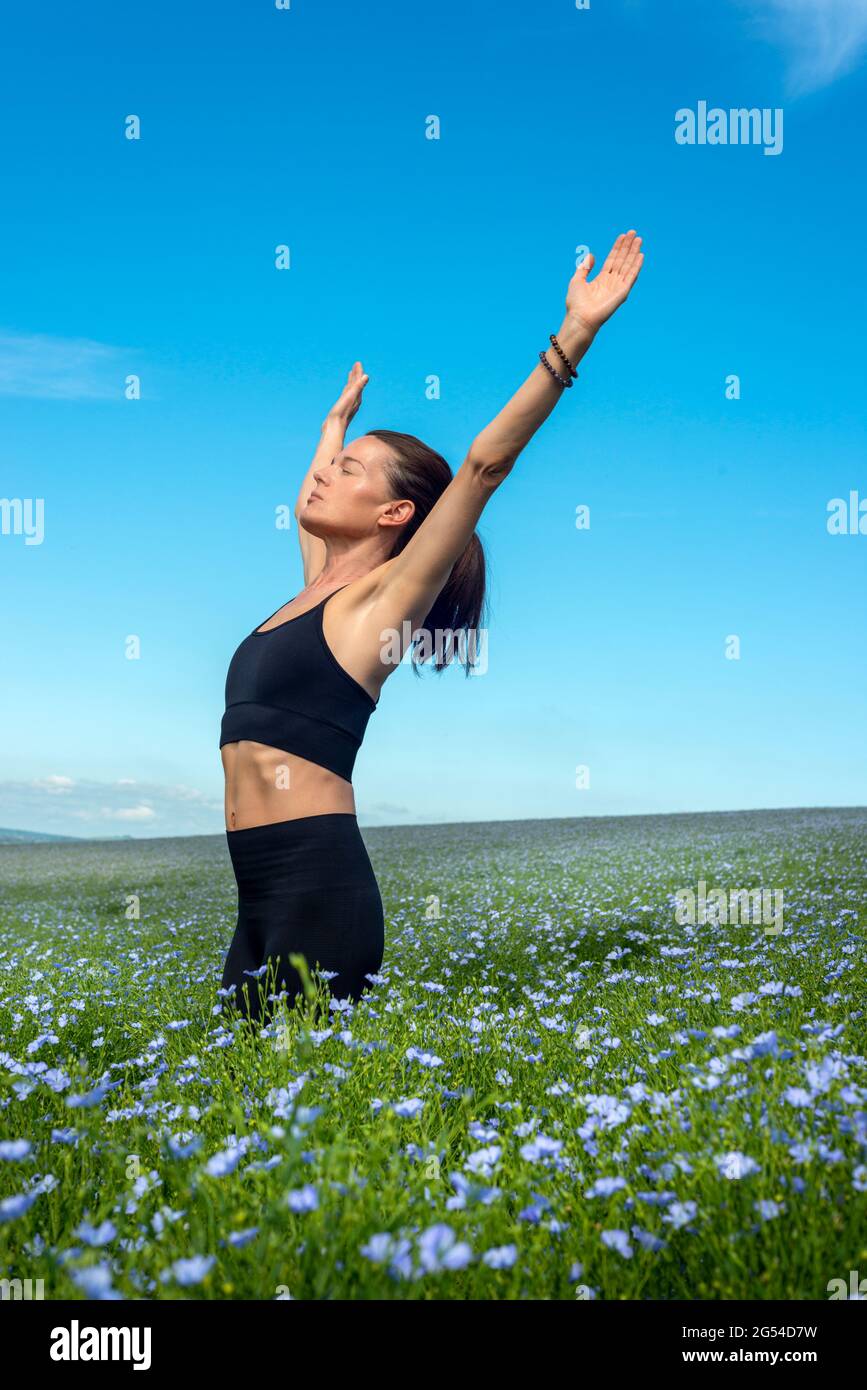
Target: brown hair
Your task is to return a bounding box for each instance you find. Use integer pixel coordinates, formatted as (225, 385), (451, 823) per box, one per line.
(367, 428), (487, 674)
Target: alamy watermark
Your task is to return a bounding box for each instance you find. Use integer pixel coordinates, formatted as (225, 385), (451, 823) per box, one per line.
(827, 491), (866, 535)
(379, 623), (488, 674)
(1, 497), (44, 545)
(675, 880), (783, 935)
(49, 1320), (151, 1369)
(1, 1276), (44, 1299)
(675, 101), (783, 157)
(827, 1269), (866, 1300)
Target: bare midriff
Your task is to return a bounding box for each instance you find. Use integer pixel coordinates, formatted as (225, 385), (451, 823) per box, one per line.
(221, 741), (356, 831)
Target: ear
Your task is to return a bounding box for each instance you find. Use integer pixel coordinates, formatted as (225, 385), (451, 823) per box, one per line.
(377, 498), (415, 530)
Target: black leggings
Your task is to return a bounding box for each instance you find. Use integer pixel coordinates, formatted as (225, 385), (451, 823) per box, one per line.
(220, 812), (384, 1021)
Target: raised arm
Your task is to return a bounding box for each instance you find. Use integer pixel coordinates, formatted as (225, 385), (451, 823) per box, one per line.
(375, 230), (644, 621)
(295, 362), (369, 584)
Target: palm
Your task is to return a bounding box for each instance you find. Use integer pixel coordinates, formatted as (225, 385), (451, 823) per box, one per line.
(566, 230), (643, 333)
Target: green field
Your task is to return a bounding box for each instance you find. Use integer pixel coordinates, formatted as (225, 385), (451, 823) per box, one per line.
(0, 807), (864, 1300)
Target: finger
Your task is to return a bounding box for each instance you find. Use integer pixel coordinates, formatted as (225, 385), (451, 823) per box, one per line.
(576, 251), (595, 281)
(612, 230), (636, 276)
(625, 251), (644, 288)
(600, 235), (624, 276)
(619, 247), (644, 292)
(620, 234), (642, 280)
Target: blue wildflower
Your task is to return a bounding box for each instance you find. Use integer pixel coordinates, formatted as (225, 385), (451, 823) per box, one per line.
(417, 1223), (473, 1273)
(163, 1255), (215, 1286)
(585, 1176), (627, 1198)
(716, 1151), (760, 1179)
(286, 1184), (319, 1213)
(75, 1219), (117, 1247)
(0, 1140), (32, 1160)
(482, 1244), (518, 1269)
(601, 1229), (633, 1258)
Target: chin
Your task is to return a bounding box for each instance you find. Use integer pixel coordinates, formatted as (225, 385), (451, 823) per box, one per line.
(298, 503), (330, 538)
(300, 501), (367, 542)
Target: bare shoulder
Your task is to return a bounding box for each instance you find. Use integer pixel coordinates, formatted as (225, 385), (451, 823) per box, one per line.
(322, 559), (406, 697)
(333, 555), (438, 637)
(323, 558), (400, 648)
(328, 558), (399, 619)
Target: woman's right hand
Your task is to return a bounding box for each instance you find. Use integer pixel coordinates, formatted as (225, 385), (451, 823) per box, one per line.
(326, 361), (369, 427)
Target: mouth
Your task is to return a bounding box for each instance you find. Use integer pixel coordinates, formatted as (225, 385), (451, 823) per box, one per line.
(308, 491), (323, 502)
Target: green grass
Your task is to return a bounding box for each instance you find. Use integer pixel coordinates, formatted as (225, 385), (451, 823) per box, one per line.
(0, 807), (864, 1299)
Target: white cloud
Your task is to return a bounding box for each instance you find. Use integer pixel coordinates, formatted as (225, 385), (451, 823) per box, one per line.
(0, 777), (223, 838)
(0, 328), (131, 400)
(740, 0), (867, 94)
(166, 784), (211, 802)
(106, 804), (156, 822)
(32, 775), (75, 795)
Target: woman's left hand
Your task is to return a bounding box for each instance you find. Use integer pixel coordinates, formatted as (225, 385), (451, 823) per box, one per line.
(326, 360), (369, 427)
(565, 230), (644, 336)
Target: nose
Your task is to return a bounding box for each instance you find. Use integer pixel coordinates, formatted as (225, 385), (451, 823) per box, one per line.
(312, 465), (329, 486)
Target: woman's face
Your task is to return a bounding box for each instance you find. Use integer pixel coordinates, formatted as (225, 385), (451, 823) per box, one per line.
(299, 435), (412, 541)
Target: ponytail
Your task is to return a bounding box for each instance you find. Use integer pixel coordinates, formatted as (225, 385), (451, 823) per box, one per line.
(367, 428), (488, 674)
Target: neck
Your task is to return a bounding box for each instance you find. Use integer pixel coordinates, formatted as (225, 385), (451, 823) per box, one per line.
(312, 533), (392, 589)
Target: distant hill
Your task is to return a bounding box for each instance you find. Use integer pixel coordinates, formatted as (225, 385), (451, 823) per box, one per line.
(0, 826), (84, 844)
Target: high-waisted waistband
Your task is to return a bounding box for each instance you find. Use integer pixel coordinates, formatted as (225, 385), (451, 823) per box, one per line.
(226, 812), (375, 897)
(226, 811), (359, 842)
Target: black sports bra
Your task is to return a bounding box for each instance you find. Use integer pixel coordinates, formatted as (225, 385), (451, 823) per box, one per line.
(220, 586), (378, 783)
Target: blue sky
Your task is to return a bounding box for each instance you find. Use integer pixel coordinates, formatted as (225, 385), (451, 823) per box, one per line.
(1, 0), (866, 836)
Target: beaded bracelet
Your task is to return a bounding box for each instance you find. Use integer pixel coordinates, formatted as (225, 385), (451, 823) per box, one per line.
(549, 333), (578, 378)
(538, 349), (574, 388)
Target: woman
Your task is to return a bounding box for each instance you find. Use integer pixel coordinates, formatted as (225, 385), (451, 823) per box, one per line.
(219, 230), (644, 1021)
